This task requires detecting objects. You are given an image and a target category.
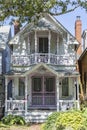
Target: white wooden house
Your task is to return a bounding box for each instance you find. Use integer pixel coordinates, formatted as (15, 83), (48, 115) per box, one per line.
(5, 14), (80, 122)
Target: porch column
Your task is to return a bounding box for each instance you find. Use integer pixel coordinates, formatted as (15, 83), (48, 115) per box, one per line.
(76, 77), (80, 109)
(67, 33), (69, 43)
(56, 76), (59, 111)
(35, 30), (37, 63)
(57, 35), (59, 54)
(28, 34), (30, 54)
(25, 76), (28, 115)
(75, 77), (80, 110)
(48, 30), (51, 64)
(5, 77), (8, 114)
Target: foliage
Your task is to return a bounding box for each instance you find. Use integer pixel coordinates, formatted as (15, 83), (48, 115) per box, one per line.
(43, 110), (87, 130)
(0, 122), (9, 128)
(82, 108), (87, 118)
(55, 110), (87, 130)
(42, 112), (60, 130)
(1, 115), (26, 125)
(80, 95), (87, 110)
(0, 0), (87, 24)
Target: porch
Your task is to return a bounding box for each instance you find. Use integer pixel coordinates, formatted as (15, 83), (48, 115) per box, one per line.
(5, 64), (80, 122)
(6, 99), (79, 123)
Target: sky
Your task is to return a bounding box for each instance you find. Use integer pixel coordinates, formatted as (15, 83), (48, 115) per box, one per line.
(56, 7), (87, 36)
(4, 7), (87, 37)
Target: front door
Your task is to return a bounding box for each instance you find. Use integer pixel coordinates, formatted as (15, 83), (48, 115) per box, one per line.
(32, 76), (56, 107)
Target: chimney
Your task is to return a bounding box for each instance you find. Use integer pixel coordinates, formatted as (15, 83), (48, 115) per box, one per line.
(14, 20), (20, 35)
(75, 16), (82, 56)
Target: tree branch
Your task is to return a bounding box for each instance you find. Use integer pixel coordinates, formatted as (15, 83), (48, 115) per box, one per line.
(49, 5), (80, 16)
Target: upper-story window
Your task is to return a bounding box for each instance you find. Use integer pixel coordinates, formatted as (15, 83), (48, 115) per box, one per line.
(39, 37), (48, 53)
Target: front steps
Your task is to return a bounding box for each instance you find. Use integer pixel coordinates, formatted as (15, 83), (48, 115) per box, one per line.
(24, 110), (54, 123)
(6, 110), (56, 123)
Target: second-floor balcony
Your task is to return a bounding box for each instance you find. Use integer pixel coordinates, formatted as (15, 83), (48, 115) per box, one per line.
(11, 53), (76, 66)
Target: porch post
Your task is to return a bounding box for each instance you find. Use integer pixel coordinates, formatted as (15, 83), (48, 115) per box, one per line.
(35, 30), (37, 63)
(5, 77), (8, 114)
(76, 77), (80, 109)
(56, 76), (59, 111)
(25, 76), (28, 115)
(67, 33), (70, 43)
(48, 30), (51, 64)
(57, 35), (59, 54)
(28, 34), (30, 54)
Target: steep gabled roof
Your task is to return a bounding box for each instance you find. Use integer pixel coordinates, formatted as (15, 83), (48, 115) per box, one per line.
(9, 13), (79, 46)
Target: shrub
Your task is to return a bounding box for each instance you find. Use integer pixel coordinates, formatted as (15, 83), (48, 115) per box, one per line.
(43, 112), (60, 130)
(1, 115), (14, 125)
(1, 115), (26, 125)
(0, 121), (9, 128)
(55, 110), (87, 130)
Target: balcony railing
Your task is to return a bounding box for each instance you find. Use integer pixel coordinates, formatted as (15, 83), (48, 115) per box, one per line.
(11, 53), (76, 66)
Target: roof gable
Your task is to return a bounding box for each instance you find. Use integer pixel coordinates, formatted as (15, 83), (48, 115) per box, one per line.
(24, 63), (58, 76)
(9, 13), (79, 46)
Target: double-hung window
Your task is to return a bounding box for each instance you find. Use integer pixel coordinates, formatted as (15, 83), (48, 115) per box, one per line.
(62, 78), (69, 96)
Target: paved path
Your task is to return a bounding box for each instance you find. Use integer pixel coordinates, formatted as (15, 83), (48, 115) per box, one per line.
(29, 124), (41, 130)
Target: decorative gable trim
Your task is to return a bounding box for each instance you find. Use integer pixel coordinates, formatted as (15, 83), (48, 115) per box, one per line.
(24, 63), (58, 76)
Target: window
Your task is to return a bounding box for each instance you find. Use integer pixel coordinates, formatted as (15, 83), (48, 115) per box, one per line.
(45, 78), (54, 92)
(62, 78), (69, 96)
(39, 37), (48, 53)
(7, 80), (12, 100)
(32, 77), (42, 92)
(19, 78), (25, 96)
(10, 45), (13, 51)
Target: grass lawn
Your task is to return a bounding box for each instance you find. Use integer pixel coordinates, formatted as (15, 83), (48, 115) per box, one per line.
(0, 124), (42, 130)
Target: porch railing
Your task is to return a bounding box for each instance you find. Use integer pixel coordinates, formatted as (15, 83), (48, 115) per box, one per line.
(6, 99), (79, 112)
(59, 100), (79, 111)
(11, 53), (76, 66)
(7, 100), (26, 111)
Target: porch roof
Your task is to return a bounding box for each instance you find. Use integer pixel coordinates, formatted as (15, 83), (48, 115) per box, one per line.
(5, 63), (79, 78)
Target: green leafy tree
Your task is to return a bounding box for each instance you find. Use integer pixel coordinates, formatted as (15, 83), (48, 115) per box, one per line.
(0, 0), (87, 24)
